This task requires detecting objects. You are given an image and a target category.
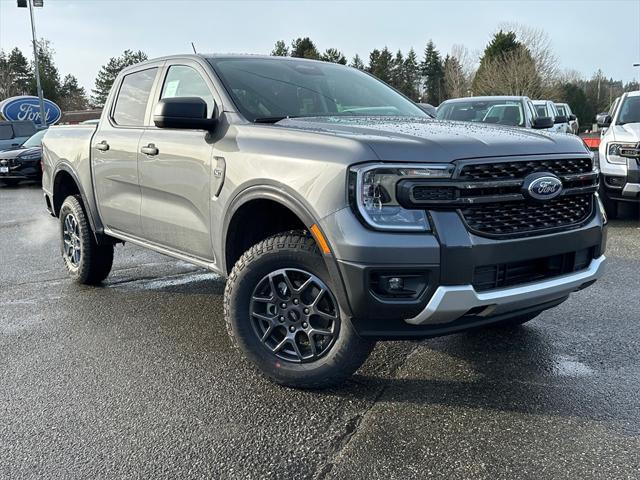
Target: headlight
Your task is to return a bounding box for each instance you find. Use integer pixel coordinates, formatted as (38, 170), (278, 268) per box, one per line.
(18, 152), (40, 161)
(606, 142), (635, 165)
(349, 163), (453, 231)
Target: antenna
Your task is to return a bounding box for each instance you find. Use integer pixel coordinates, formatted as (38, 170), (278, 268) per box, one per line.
(191, 42), (197, 54)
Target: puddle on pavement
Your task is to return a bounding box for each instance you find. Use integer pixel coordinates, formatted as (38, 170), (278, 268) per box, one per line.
(552, 355), (594, 377)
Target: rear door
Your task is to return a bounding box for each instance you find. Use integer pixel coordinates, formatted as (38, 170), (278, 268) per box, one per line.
(93, 64), (162, 236)
(137, 60), (218, 260)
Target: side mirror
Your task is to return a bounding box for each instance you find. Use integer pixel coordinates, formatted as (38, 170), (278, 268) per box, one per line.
(153, 97), (216, 130)
(597, 114), (612, 128)
(554, 115), (568, 124)
(416, 103), (436, 117)
(532, 116), (554, 129)
(569, 114), (577, 121)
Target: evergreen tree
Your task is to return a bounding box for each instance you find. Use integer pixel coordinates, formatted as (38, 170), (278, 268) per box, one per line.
(402, 48), (420, 100)
(350, 54), (365, 70)
(29, 40), (61, 103)
(290, 38), (320, 60)
(390, 50), (405, 91)
(421, 40), (444, 105)
(271, 40), (289, 56)
(92, 49), (148, 107)
(0, 47), (32, 98)
(367, 47), (393, 83)
(59, 74), (88, 111)
(321, 48), (347, 64)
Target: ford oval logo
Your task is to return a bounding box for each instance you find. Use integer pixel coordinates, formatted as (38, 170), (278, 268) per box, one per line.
(0, 95), (62, 125)
(523, 173), (563, 201)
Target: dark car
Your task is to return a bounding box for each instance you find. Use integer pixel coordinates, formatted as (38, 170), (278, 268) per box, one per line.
(0, 129), (47, 186)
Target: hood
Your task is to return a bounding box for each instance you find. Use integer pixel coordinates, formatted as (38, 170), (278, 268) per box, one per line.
(0, 146), (41, 160)
(609, 123), (640, 143)
(275, 116), (588, 162)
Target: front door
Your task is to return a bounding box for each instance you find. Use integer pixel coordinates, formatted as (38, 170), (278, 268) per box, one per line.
(138, 63), (217, 260)
(93, 66), (160, 236)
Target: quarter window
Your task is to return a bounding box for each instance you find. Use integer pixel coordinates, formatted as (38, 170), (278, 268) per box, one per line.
(112, 68), (158, 126)
(160, 65), (214, 116)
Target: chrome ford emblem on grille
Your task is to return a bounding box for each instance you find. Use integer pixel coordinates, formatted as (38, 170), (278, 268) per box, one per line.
(523, 172), (563, 201)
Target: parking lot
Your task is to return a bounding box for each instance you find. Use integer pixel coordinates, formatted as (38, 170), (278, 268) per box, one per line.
(1, 183), (639, 479)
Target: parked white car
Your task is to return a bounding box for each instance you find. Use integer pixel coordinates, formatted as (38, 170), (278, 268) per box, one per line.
(555, 102), (579, 134)
(533, 100), (571, 133)
(597, 90), (640, 217)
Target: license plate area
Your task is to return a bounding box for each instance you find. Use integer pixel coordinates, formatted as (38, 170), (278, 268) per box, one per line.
(0, 166), (9, 173)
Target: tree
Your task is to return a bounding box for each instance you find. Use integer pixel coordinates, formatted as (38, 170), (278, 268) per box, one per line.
(321, 48), (346, 64)
(92, 49), (148, 107)
(472, 30), (542, 97)
(271, 40), (289, 57)
(29, 39), (61, 103)
(58, 74), (88, 111)
(290, 37), (320, 60)
(350, 54), (365, 70)
(421, 40), (444, 105)
(367, 47), (393, 83)
(0, 47), (32, 98)
(401, 48), (420, 100)
(442, 55), (466, 100)
(390, 50), (405, 91)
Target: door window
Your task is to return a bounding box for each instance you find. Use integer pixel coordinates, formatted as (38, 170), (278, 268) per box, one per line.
(160, 65), (215, 116)
(112, 68), (158, 126)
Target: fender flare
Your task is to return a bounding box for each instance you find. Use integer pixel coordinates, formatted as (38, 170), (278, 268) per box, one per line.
(222, 185), (354, 318)
(52, 163), (103, 237)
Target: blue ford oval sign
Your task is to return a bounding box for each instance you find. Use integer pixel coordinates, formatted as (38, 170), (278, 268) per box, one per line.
(0, 95), (62, 125)
(523, 173), (563, 201)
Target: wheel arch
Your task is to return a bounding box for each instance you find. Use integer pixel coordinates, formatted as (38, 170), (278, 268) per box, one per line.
(222, 185), (353, 317)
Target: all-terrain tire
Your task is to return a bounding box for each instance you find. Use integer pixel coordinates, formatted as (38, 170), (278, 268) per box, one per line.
(224, 231), (374, 389)
(59, 195), (114, 285)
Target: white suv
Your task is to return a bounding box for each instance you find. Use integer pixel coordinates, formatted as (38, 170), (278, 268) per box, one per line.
(533, 100), (571, 133)
(598, 90), (640, 217)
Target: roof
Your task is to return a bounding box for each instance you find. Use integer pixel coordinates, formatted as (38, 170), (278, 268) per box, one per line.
(442, 95), (527, 103)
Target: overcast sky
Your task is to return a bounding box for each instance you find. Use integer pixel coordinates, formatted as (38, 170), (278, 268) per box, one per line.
(1, 0), (639, 95)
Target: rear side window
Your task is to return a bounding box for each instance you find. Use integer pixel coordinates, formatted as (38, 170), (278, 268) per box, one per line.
(12, 122), (36, 137)
(160, 65), (215, 116)
(0, 124), (13, 140)
(112, 68), (157, 126)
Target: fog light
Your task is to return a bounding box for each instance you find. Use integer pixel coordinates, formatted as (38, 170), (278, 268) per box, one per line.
(386, 277), (402, 291)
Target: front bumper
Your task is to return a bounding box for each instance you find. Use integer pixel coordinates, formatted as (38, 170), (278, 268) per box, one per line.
(600, 156), (640, 203)
(322, 205), (606, 339)
(405, 255), (606, 325)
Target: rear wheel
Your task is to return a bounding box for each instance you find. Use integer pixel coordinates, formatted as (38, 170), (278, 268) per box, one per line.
(224, 231), (374, 388)
(59, 195), (114, 285)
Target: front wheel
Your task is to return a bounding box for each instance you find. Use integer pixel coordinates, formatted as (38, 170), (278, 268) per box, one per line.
(59, 195), (114, 285)
(224, 231), (374, 389)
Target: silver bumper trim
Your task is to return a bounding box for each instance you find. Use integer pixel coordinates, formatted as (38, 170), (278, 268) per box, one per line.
(622, 182), (640, 197)
(405, 255), (607, 326)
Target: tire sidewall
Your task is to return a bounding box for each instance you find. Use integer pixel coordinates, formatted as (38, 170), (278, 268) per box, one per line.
(59, 196), (92, 282)
(227, 241), (366, 385)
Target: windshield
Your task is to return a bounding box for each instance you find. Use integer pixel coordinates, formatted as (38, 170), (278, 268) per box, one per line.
(21, 129), (46, 148)
(208, 57), (426, 122)
(617, 95), (640, 125)
(436, 99), (524, 126)
(534, 104), (548, 117)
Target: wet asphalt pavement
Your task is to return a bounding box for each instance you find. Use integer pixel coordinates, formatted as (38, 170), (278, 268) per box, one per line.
(1, 184), (639, 479)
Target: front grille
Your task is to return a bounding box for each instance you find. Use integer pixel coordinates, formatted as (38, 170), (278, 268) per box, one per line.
(412, 185), (456, 201)
(458, 158), (593, 181)
(460, 194), (593, 236)
(473, 247), (594, 291)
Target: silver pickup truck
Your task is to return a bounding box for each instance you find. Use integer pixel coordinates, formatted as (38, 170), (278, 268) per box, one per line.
(42, 54), (607, 388)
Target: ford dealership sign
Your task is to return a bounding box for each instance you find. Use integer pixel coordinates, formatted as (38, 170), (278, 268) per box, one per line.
(0, 95), (62, 125)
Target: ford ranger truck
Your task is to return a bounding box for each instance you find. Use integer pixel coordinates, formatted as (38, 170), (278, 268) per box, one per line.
(598, 90), (640, 217)
(41, 55), (607, 388)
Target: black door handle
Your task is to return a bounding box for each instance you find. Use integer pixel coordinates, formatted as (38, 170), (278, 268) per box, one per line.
(95, 140), (109, 152)
(140, 143), (159, 156)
